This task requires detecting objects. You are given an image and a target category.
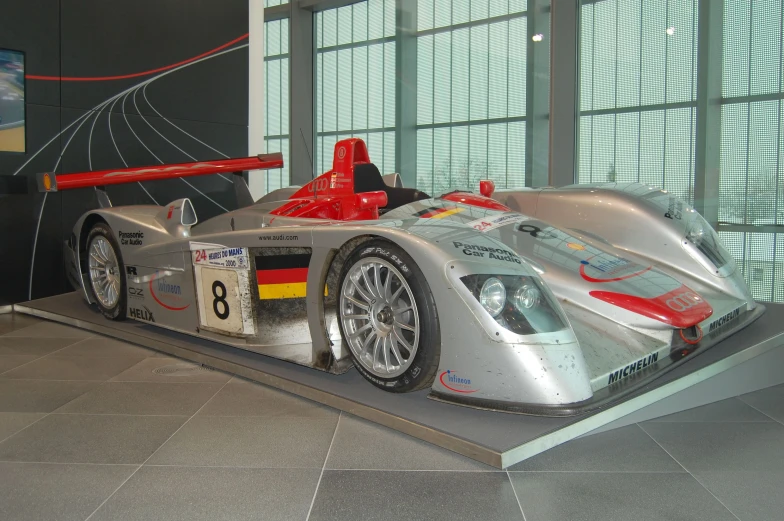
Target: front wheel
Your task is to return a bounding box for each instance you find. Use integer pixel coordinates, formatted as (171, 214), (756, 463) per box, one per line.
(85, 223), (127, 320)
(337, 240), (440, 392)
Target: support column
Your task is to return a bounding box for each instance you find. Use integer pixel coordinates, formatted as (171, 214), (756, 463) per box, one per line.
(248, 0), (266, 199)
(395, 0), (418, 188)
(694, 0), (723, 227)
(548, 0), (580, 187)
(289, 1), (315, 185)
(525, 0), (551, 187)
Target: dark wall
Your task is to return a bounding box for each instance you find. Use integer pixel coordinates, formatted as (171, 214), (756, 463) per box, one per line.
(0, 0), (249, 305)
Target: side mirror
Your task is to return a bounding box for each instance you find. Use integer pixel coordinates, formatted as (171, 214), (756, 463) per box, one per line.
(479, 180), (495, 198)
(157, 198), (198, 237)
(355, 191), (388, 210)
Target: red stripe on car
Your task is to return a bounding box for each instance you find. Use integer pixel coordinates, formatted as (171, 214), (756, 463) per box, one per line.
(590, 285), (713, 328)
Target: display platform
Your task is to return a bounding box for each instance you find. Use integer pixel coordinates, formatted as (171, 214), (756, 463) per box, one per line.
(13, 292), (784, 468)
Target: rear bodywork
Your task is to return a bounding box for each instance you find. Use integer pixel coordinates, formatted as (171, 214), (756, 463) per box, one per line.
(57, 139), (762, 415)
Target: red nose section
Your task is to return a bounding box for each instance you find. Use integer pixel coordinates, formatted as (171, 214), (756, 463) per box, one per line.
(590, 285), (713, 328)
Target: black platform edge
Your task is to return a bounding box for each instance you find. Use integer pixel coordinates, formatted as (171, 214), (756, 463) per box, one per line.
(13, 293), (784, 469)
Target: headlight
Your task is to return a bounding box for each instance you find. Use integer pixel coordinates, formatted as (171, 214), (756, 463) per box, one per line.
(684, 215), (734, 272)
(686, 219), (706, 246)
(479, 277), (506, 317)
(513, 284), (540, 311)
(461, 274), (568, 335)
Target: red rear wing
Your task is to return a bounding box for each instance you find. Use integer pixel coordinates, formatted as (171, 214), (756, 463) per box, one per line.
(36, 153), (283, 192)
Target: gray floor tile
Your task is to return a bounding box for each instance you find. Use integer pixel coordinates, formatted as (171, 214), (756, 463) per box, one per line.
(55, 336), (157, 359)
(641, 421), (784, 472)
(56, 382), (224, 415)
(109, 357), (233, 383)
(148, 415), (338, 468)
(309, 470), (523, 521)
(3, 321), (93, 338)
(509, 472), (737, 521)
(739, 383), (784, 423)
(509, 424), (683, 472)
(0, 355), (40, 373)
(645, 397), (773, 423)
(689, 470), (784, 521)
(90, 466), (320, 521)
(0, 379), (98, 412)
(0, 314), (43, 335)
(0, 462), (136, 521)
(1, 355), (142, 381)
(0, 413), (187, 464)
(0, 413), (45, 441)
(197, 377), (337, 419)
(0, 336), (79, 356)
(326, 414), (495, 471)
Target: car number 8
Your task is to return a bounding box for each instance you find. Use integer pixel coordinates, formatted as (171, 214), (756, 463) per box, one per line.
(518, 223), (556, 240)
(212, 281), (230, 320)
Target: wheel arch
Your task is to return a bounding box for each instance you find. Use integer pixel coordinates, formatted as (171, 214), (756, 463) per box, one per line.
(320, 234), (404, 364)
(323, 233), (442, 392)
(78, 213), (109, 276)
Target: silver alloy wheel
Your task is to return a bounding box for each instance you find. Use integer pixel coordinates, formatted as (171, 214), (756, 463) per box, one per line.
(340, 257), (420, 378)
(88, 235), (121, 308)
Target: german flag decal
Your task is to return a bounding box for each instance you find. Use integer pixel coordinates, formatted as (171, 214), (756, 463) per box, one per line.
(415, 206), (464, 219)
(256, 254), (310, 300)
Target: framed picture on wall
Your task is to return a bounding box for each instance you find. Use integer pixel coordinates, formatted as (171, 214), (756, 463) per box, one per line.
(0, 47), (25, 153)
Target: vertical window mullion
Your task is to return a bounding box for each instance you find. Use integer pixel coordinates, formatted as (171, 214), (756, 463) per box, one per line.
(743, 0), (755, 225)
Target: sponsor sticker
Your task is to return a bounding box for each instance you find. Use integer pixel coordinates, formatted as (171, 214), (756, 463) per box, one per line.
(149, 271), (189, 311)
(193, 247), (248, 269)
(119, 231), (144, 246)
(129, 306), (155, 322)
(607, 352), (659, 385)
(452, 241), (521, 264)
(664, 196), (684, 220)
(439, 370), (478, 393)
(259, 234), (299, 241)
(707, 306), (741, 333)
(128, 286), (144, 300)
(465, 213), (529, 233)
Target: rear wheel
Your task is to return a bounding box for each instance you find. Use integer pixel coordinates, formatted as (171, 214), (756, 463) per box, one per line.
(338, 240), (440, 392)
(86, 223), (127, 320)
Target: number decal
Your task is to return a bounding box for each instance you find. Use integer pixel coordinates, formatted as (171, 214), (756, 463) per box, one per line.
(212, 280), (230, 320)
(518, 223), (556, 240)
(193, 248), (254, 336)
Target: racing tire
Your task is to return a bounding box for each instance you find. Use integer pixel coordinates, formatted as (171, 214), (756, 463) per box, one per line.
(337, 239), (440, 393)
(85, 223), (127, 320)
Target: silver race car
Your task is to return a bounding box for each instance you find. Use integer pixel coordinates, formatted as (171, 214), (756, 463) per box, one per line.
(41, 138), (763, 415)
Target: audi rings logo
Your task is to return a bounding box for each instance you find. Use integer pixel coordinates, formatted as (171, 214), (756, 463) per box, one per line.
(666, 292), (702, 312)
